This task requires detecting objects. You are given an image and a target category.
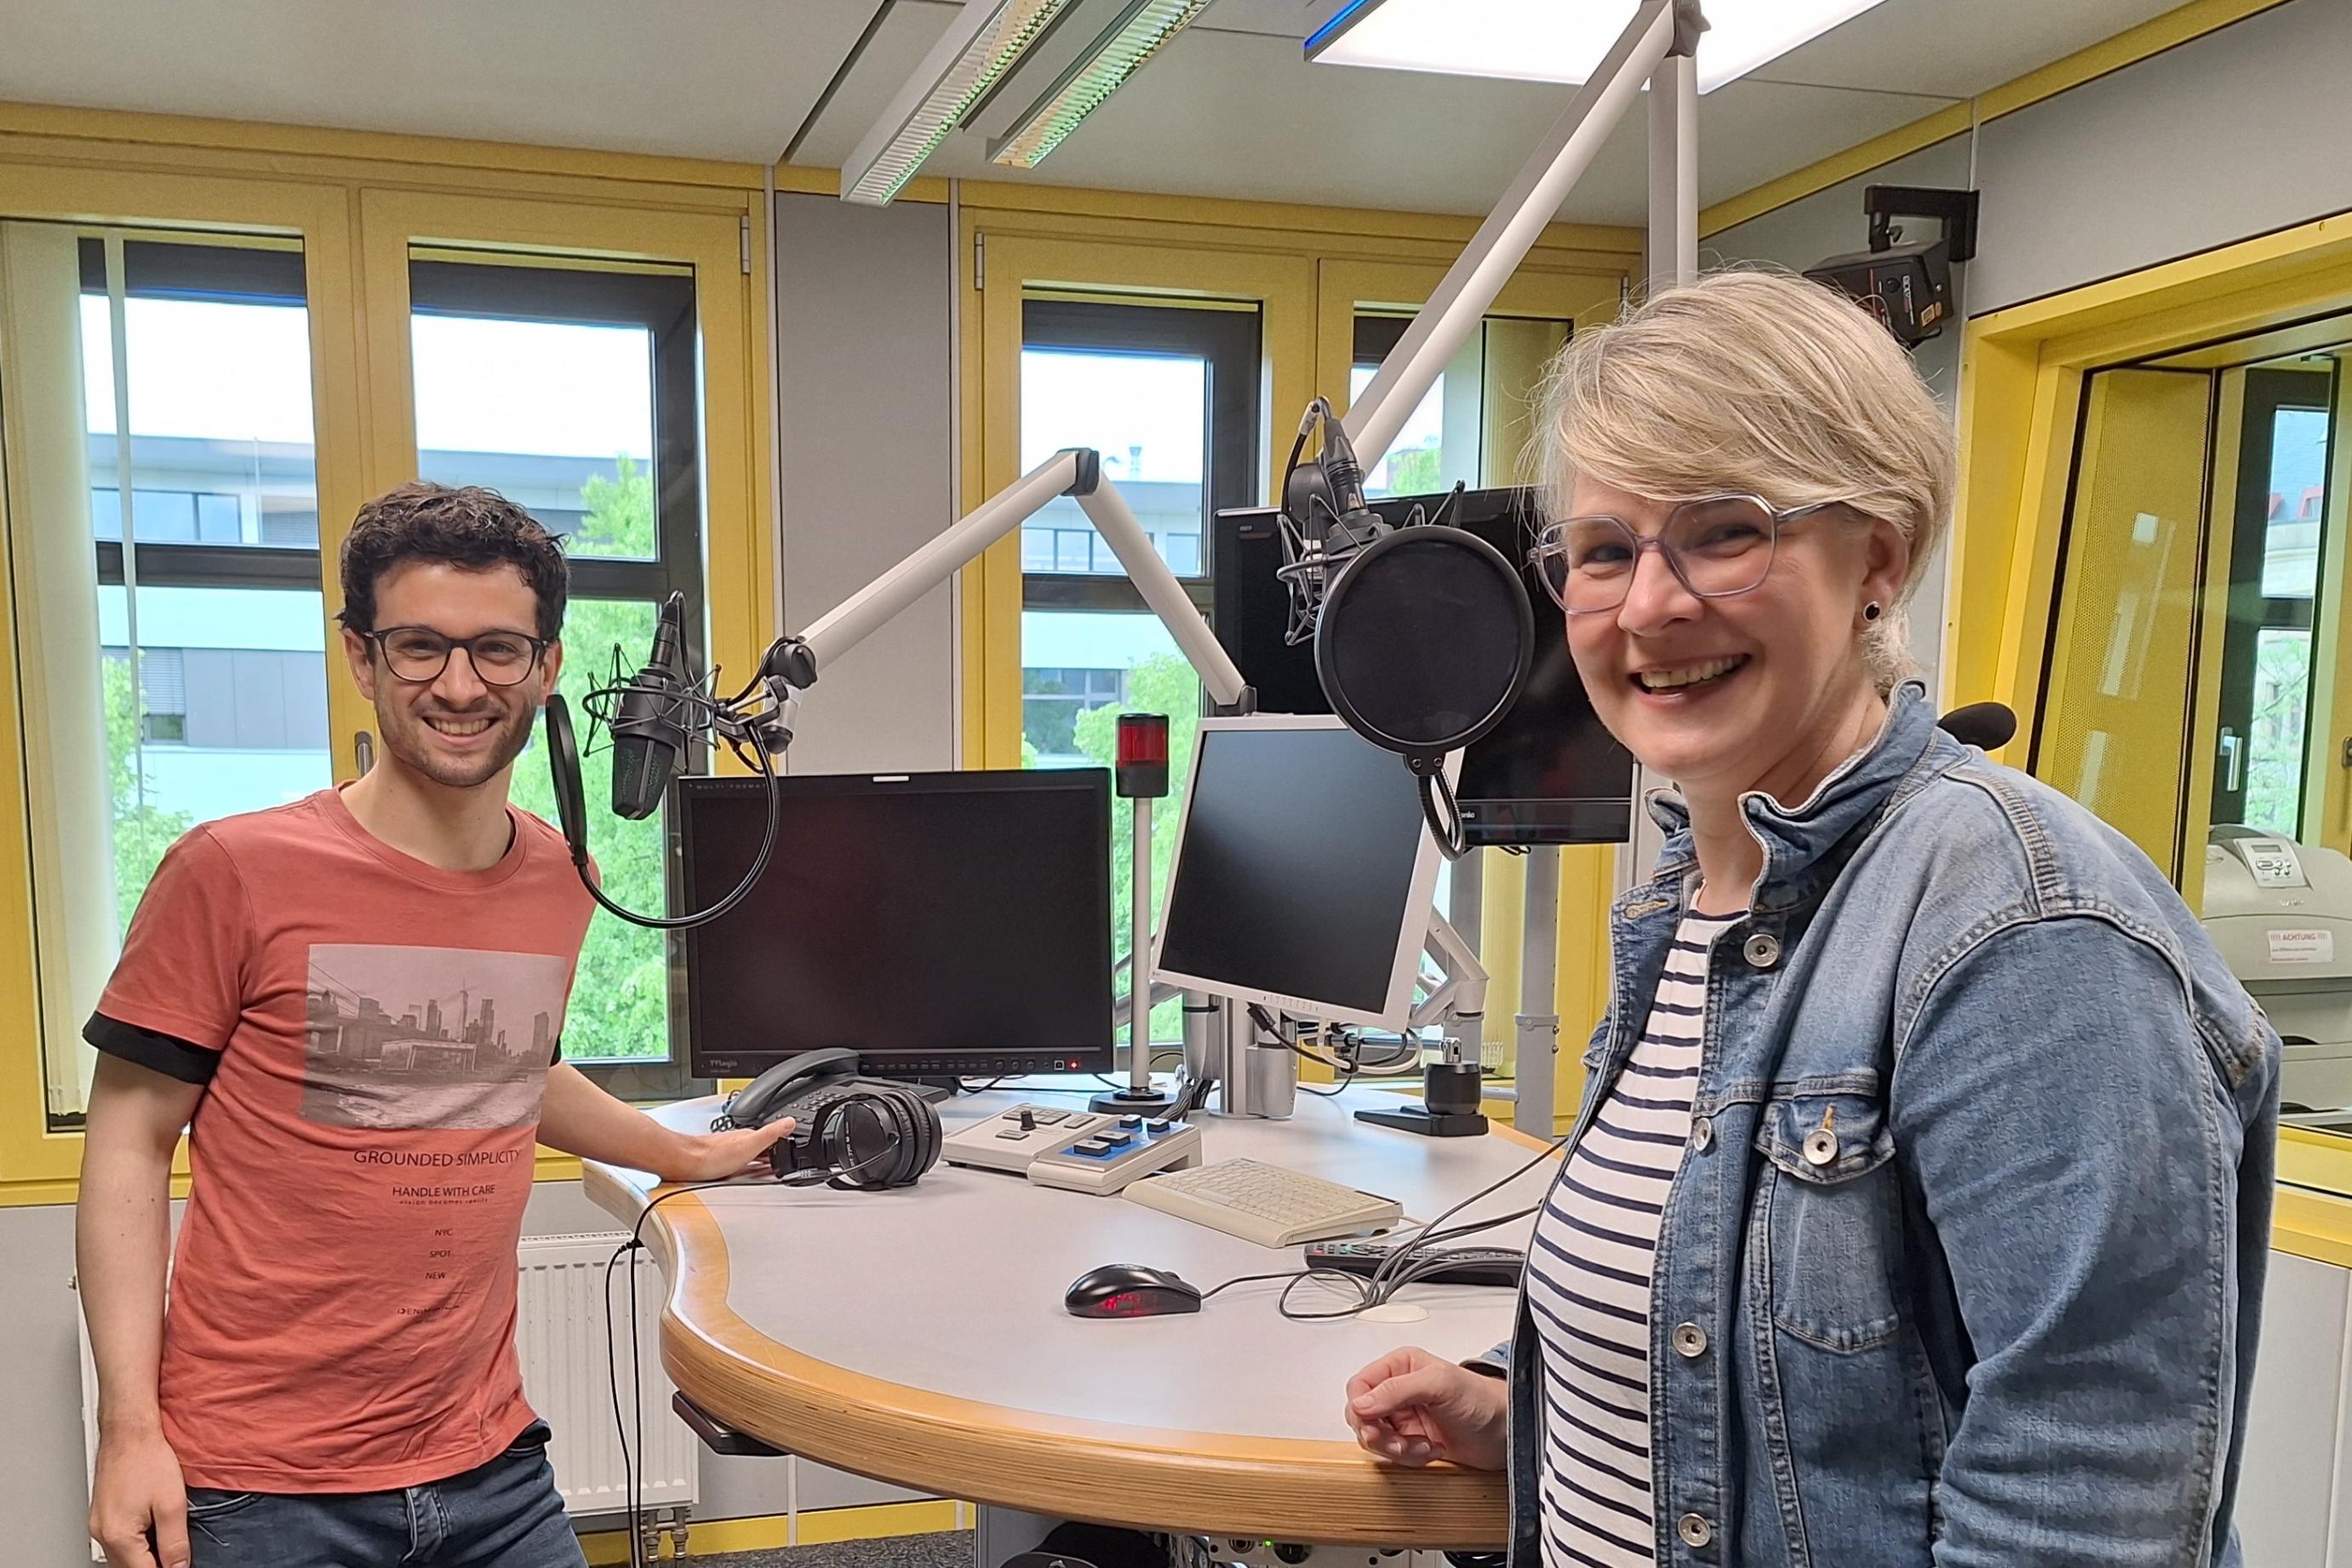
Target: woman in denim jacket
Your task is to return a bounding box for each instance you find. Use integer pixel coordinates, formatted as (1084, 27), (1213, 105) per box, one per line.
(1342, 271), (2279, 1568)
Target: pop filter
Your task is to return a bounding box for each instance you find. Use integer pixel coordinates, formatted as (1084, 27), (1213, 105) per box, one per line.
(1313, 524), (1535, 856)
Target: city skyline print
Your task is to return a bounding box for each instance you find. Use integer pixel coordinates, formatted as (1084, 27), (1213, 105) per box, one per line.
(301, 944), (570, 1130)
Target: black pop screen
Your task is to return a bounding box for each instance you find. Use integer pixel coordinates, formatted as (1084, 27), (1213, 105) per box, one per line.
(1155, 724), (1426, 1019)
(1213, 489), (1634, 845)
(678, 771), (1113, 1078)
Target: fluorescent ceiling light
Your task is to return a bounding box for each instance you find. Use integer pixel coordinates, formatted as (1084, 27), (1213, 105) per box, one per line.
(842, 0), (1078, 204)
(1306, 0), (1895, 94)
(990, 0), (1215, 169)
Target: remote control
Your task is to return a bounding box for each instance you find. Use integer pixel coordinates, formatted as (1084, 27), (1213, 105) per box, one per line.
(1302, 1239), (1525, 1288)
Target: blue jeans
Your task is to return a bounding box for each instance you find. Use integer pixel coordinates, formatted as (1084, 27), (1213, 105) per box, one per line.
(184, 1421), (587, 1568)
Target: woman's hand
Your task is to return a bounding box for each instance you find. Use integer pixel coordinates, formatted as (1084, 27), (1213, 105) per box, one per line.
(1343, 1347), (1508, 1471)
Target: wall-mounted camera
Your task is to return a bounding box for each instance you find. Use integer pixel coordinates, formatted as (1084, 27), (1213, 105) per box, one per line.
(1805, 184), (1979, 349)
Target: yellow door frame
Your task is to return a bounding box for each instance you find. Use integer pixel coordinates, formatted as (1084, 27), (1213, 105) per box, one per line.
(1954, 211), (2352, 754)
(1954, 213), (2352, 1200)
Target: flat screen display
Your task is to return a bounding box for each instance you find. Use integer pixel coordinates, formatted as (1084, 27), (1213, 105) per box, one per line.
(1153, 718), (1439, 1028)
(678, 770), (1114, 1079)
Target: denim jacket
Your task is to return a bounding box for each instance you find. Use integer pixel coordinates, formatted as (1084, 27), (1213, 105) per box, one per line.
(1475, 683), (2280, 1568)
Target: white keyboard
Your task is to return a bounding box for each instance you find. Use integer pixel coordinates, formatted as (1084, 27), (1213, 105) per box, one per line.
(1122, 1157), (1403, 1248)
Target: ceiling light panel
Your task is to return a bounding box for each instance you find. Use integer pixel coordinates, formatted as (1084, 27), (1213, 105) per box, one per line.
(991, 0), (1216, 169)
(843, 0), (1078, 204)
(1306, 0), (1895, 94)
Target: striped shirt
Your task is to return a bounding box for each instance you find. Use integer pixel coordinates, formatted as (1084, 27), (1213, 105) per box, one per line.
(1530, 908), (1733, 1568)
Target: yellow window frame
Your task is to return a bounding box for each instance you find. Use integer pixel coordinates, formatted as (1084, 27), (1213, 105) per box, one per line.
(0, 144), (775, 1205)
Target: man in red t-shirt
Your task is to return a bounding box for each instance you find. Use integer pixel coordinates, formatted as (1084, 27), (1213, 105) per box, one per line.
(77, 484), (791, 1568)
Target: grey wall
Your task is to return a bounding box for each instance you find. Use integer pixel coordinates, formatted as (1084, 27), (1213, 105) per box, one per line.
(774, 193), (959, 775)
(1703, 134), (1976, 695)
(1970, 0), (2352, 312)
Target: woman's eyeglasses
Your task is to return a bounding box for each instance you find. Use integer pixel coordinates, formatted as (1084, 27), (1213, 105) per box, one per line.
(363, 627), (549, 686)
(1527, 495), (1848, 615)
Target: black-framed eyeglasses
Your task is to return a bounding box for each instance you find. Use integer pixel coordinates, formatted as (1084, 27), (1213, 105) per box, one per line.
(1527, 495), (1850, 615)
(363, 626), (550, 686)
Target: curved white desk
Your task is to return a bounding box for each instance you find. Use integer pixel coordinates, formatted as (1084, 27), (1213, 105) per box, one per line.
(585, 1084), (1559, 1547)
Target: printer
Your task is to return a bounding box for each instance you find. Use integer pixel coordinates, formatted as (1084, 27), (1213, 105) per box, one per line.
(2200, 827), (2352, 1113)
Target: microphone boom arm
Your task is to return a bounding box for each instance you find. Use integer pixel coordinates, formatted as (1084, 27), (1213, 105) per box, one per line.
(787, 448), (1250, 711)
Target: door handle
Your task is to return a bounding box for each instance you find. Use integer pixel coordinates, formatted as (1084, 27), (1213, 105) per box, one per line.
(354, 730), (375, 776)
(2218, 729), (2241, 793)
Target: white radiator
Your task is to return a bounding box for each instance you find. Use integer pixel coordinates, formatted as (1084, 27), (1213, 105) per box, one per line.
(75, 1230), (698, 1552)
(518, 1232), (701, 1519)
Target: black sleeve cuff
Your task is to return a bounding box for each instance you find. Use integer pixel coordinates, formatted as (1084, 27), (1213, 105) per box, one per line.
(85, 1012), (221, 1086)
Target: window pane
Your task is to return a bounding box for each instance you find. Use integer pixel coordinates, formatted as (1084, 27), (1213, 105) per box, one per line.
(504, 598), (672, 1063)
(2243, 627), (2313, 836)
(81, 284), (320, 550)
(2265, 406), (2329, 598)
(1022, 611), (1199, 1045)
(1351, 314), (1570, 498)
(411, 314), (658, 558)
(1020, 348), (1205, 579)
(9, 227), (330, 1126)
(410, 258), (706, 1076)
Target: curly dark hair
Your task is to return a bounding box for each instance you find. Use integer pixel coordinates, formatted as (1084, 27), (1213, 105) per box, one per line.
(337, 482), (569, 641)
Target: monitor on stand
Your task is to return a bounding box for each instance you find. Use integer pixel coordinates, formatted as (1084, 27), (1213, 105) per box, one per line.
(678, 770), (1116, 1090)
(1214, 487), (1635, 846)
(1153, 715), (1446, 1033)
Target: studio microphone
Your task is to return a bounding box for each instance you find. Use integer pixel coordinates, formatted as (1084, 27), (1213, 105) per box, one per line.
(608, 591), (690, 821)
(1937, 701), (2017, 752)
(1278, 400), (1390, 642)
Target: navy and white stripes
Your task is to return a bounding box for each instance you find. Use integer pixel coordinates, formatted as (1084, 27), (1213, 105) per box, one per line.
(1529, 909), (1732, 1568)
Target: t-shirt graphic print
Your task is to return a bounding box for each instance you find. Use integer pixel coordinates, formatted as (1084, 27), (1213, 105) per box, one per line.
(302, 945), (569, 1130)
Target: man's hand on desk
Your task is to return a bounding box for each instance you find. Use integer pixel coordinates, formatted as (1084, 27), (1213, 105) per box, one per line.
(537, 1062), (795, 1182)
(658, 1119), (798, 1182)
(1345, 1347), (1508, 1472)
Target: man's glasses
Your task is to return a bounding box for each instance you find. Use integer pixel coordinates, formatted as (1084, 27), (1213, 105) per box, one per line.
(1527, 495), (1848, 615)
(363, 627), (549, 686)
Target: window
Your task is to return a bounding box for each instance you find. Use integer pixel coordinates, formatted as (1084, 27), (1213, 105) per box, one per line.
(1018, 298), (1260, 1044)
(1350, 313), (1572, 496)
(2, 228), (333, 1125)
(2216, 373), (2332, 837)
(404, 257), (705, 1090)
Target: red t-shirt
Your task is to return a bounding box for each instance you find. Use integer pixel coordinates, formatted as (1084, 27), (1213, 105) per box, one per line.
(89, 787), (594, 1492)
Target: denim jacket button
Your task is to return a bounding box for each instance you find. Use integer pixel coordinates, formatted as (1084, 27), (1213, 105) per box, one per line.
(1672, 1322), (1708, 1359)
(1676, 1514), (1714, 1548)
(1690, 1115), (1713, 1153)
(1742, 932), (1782, 969)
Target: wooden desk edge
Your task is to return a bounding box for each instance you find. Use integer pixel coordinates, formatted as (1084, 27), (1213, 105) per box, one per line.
(581, 1116), (1551, 1547)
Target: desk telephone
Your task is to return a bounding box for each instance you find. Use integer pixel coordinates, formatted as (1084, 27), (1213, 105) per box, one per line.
(717, 1049), (946, 1190)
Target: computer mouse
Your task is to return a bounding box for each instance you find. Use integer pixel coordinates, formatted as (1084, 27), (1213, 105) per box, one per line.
(1063, 1263), (1203, 1319)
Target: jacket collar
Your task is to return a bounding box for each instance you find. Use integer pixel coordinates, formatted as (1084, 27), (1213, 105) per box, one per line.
(1640, 681), (1943, 913)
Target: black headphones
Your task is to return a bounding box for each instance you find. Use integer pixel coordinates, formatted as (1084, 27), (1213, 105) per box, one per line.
(764, 1086), (943, 1191)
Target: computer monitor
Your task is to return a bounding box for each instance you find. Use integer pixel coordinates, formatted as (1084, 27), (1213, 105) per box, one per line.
(1214, 487), (1635, 846)
(1152, 715), (1446, 1031)
(678, 769), (1116, 1080)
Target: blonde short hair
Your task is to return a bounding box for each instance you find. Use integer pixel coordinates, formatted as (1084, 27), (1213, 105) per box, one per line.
(1536, 268), (1955, 692)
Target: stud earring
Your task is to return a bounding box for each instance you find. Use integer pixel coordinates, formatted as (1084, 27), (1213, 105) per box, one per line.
(1863, 602), (1884, 622)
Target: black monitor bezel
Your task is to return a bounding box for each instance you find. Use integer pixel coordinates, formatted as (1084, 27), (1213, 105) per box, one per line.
(677, 768), (1117, 1080)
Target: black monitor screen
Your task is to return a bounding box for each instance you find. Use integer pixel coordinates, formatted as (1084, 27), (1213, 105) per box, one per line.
(1155, 721), (1429, 1025)
(678, 770), (1114, 1079)
(1213, 488), (1634, 846)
